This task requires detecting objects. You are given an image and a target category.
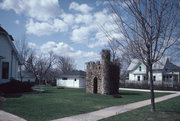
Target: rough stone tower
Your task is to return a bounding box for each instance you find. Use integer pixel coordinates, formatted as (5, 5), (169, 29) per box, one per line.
(86, 49), (120, 95)
(101, 49), (111, 94)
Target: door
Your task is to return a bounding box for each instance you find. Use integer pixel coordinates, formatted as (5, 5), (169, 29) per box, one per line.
(93, 77), (98, 93)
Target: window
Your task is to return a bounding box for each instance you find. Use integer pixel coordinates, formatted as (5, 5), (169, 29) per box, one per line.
(139, 66), (142, 71)
(62, 77), (67, 80)
(153, 76), (156, 81)
(2, 62), (9, 79)
(143, 76), (146, 81)
(137, 76), (140, 81)
(163, 76), (165, 80)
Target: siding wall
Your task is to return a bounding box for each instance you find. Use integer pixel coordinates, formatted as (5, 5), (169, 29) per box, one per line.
(57, 77), (86, 88)
(0, 34), (19, 84)
(129, 62), (163, 82)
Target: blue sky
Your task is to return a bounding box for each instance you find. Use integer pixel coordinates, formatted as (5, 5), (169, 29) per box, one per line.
(0, 0), (122, 70)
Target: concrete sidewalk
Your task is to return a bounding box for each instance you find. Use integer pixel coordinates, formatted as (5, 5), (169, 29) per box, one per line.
(119, 88), (179, 93)
(51, 92), (180, 121)
(0, 110), (27, 121)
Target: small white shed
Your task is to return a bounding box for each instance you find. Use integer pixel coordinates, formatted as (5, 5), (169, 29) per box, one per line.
(56, 70), (86, 88)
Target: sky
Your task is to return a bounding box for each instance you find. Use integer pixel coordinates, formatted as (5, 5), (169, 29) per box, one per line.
(0, 0), (121, 70)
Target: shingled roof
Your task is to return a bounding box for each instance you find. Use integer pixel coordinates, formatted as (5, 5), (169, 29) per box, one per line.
(127, 57), (180, 71)
(59, 70), (86, 78)
(0, 26), (22, 64)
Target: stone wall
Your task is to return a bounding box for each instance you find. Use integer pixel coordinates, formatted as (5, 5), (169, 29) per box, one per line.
(86, 49), (120, 95)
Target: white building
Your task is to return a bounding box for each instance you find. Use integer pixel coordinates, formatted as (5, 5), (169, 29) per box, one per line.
(0, 26), (21, 84)
(56, 70), (86, 88)
(127, 57), (180, 87)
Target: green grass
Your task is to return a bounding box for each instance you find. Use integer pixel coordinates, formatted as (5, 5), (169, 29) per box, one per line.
(0, 86), (170, 121)
(101, 96), (180, 121)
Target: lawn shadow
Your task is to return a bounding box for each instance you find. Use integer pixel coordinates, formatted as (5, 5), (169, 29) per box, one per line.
(0, 89), (53, 98)
(157, 109), (180, 114)
(31, 89), (54, 94)
(113, 92), (141, 98)
(119, 92), (141, 95)
(2, 93), (22, 98)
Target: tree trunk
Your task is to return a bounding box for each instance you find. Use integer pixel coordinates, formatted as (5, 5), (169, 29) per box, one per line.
(149, 63), (155, 112)
(146, 66), (149, 81)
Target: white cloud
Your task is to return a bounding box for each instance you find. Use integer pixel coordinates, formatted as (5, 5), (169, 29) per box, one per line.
(41, 41), (74, 55)
(61, 13), (75, 25)
(96, 1), (109, 6)
(88, 31), (124, 48)
(1, 0), (121, 49)
(40, 41), (99, 59)
(75, 14), (93, 24)
(71, 25), (96, 43)
(27, 42), (37, 50)
(15, 20), (20, 24)
(26, 19), (68, 36)
(26, 41), (99, 70)
(70, 8), (121, 48)
(0, 0), (60, 21)
(69, 2), (93, 13)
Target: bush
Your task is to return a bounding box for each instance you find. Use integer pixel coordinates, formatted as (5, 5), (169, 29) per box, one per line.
(123, 81), (180, 91)
(57, 86), (65, 89)
(0, 80), (35, 94)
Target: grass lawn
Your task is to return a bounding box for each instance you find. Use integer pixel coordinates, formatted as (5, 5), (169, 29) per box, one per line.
(0, 86), (171, 121)
(101, 96), (180, 121)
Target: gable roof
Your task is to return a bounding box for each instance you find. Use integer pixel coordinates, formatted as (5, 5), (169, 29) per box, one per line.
(152, 57), (168, 70)
(0, 26), (22, 64)
(127, 59), (140, 71)
(59, 70), (86, 78)
(127, 57), (180, 71)
(164, 60), (180, 71)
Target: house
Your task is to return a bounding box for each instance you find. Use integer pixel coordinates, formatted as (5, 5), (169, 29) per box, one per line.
(56, 70), (86, 88)
(0, 26), (21, 84)
(18, 72), (36, 82)
(127, 57), (180, 87)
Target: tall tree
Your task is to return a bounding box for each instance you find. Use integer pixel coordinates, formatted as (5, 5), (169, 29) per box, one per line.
(57, 56), (75, 74)
(107, 38), (120, 62)
(15, 35), (31, 81)
(108, 0), (180, 112)
(26, 51), (56, 84)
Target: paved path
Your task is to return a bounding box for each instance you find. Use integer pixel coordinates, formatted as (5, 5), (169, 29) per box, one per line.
(119, 88), (179, 93)
(0, 110), (27, 121)
(51, 92), (180, 121)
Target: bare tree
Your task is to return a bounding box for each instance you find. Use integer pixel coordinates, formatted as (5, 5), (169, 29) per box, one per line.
(106, 0), (180, 112)
(174, 40), (180, 52)
(26, 51), (56, 84)
(107, 38), (120, 62)
(15, 35), (31, 81)
(25, 51), (39, 80)
(56, 56), (75, 74)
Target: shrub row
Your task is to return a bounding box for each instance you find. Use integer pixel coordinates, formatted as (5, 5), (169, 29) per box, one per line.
(0, 80), (35, 94)
(119, 81), (180, 91)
